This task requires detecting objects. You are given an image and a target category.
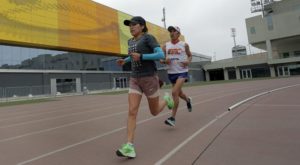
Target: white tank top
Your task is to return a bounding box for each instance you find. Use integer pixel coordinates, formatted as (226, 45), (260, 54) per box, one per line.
(165, 41), (188, 74)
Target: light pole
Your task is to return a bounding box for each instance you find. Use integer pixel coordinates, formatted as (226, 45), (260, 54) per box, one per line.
(162, 7), (166, 28)
(231, 28), (237, 57)
(248, 44), (252, 55)
(260, 0), (265, 16)
(231, 28), (237, 47)
(213, 52), (216, 61)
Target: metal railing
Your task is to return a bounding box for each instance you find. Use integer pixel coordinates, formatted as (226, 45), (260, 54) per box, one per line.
(0, 81), (129, 102)
(0, 85), (51, 102)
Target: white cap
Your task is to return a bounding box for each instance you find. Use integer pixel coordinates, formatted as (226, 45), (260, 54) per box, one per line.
(167, 26), (181, 33)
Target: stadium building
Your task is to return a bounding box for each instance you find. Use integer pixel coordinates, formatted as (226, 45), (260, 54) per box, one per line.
(0, 0), (210, 99)
(204, 0), (300, 81)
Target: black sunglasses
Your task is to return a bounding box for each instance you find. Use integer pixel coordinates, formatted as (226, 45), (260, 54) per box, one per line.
(129, 22), (138, 26)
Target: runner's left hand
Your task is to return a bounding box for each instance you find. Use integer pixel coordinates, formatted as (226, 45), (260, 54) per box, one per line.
(180, 60), (190, 67)
(130, 52), (141, 61)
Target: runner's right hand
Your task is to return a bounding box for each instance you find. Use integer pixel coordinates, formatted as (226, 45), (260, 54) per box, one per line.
(130, 52), (141, 62)
(116, 59), (125, 66)
(164, 58), (171, 65)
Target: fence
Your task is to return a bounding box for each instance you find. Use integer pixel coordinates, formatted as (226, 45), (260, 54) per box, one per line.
(0, 81), (128, 103)
(0, 87), (3, 99)
(83, 82), (114, 91)
(0, 85), (51, 102)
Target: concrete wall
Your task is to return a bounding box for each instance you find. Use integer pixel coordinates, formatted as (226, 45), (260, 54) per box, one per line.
(0, 73), (44, 87)
(0, 69), (206, 96)
(203, 53), (268, 70)
(246, 0), (300, 44)
(0, 71), (130, 90)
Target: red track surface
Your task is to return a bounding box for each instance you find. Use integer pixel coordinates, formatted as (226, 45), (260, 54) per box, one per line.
(0, 77), (299, 165)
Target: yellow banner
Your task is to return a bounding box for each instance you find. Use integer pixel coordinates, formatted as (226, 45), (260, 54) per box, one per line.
(0, 0), (180, 56)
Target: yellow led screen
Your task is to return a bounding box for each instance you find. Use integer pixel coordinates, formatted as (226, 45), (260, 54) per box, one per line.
(0, 0), (178, 56)
(118, 11), (132, 55)
(0, 0), (60, 46)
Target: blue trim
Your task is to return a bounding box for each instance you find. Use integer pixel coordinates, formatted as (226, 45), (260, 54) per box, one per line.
(142, 47), (164, 60)
(124, 56), (131, 63)
(168, 72), (189, 84)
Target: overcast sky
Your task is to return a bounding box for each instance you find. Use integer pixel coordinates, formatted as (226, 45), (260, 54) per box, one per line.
(93, 0), (263, 60)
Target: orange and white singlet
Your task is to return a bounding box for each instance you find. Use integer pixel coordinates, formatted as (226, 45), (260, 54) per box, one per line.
(165, 41), (188, 74)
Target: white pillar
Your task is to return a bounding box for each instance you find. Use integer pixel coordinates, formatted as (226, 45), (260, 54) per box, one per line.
(270, 66), (276, 77)
(50, 78), (57, 96)
(76, 78), (81, 93)
(224, 68), (229, 80)
(205, 70), (210, 81)
(235, 68), (241, 80)
(266, 40), (273, 59)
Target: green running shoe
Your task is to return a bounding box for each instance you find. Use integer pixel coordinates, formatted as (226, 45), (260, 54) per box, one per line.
(116, 143), (136, 158)
(163, 93), (174, 109)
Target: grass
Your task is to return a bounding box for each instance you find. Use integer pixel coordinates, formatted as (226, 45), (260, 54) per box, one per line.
(95, 90), (129, 95)
(0, 98), (58, 107)
(162, 77), (274, 89)
(0, 77), (282, 105)
(97, 77), (278, 95)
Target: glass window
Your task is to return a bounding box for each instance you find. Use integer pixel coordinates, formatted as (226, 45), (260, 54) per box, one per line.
(250, 27), (256, 34)
(2, 45), (11, 65)
(0, 45), (3, 66)
(266, 15), (274, 31)
(0, 44), (122, 71)
(294, 51), (300, 57)
(283, 52), (290, 58)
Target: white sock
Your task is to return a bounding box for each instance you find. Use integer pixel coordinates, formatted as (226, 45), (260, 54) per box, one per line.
(127, 142), (134, 146)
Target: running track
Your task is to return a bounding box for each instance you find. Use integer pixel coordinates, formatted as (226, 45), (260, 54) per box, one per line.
(0, 77), (300, 165)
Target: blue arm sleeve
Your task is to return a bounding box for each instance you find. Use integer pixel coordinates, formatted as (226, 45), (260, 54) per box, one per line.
(124, 56), (131, 63)
(142, 47), (164, 60)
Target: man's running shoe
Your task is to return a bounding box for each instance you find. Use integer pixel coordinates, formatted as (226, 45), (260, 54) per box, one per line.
(164, 93), (174, 109)
(165, 117), (175, 126)
(116, 143), (136, 159)
(187, 97), (192, 112)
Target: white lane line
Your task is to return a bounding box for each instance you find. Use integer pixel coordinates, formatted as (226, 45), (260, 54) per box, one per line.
(16, 114), (166, 165)
(228, 91), (268, 111)
(0, 87), (244, 129)
(16, 91), (242, 165)
(16, 85), (273, 165)
(155, 111), (229, 165)
(0, 96), (129, 121)
(0, 104), (126, 129)
(0, 111), (126, 143)
(0, 106), (104, 122)
(155, 83), (300, 165)
(4, 88), (253, 143)
(1, 89), (247, 144)
(0, 85), (253, 122)
(0, 103), (123, 122)
(228, 84), (300, 111)
(16, 126), (124, 165)
(250, 104), (300, 107)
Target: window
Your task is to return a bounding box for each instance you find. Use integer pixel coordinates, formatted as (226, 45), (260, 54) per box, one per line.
(0, 44), (119, 71)
(266, 15), (274, 31)
(282, 52), (290, 58)
(250, 27), (256, 34)
(294, 51), (300, 57)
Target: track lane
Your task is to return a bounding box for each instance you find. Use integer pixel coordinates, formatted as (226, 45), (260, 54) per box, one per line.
(0, 77), (299, 165)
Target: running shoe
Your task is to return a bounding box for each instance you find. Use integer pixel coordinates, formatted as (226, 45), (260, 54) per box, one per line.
(187, 97), (192, 112)
(164, 93), (174, 109)
(165, 117), (175, 126)
(116, 143), (136, 159)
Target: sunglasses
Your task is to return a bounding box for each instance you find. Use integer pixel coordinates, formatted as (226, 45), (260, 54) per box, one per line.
(129, 22), (138, 26)
(170, 30), (179, 33)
